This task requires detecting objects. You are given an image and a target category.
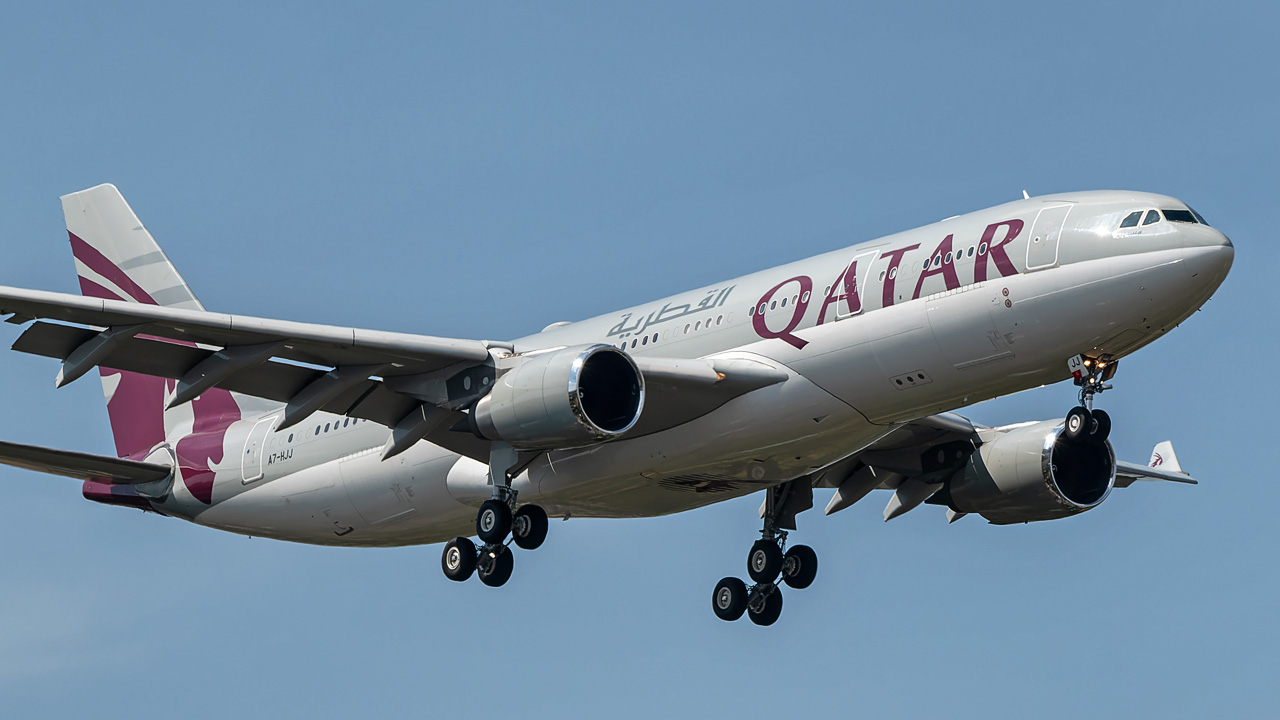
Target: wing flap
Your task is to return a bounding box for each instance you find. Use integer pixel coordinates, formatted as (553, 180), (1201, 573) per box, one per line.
(11, 321), (100, 360)
(0, 440), (170, 484)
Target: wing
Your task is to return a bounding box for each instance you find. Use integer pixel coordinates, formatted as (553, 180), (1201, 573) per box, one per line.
(1, 283), (500, 456)
(0, 439), (170, 483)
(1, 286), (787, 459)
(816, 415), (1195, 522)
(630, 355), (788, 436)
(1115, 440), (1196, 486)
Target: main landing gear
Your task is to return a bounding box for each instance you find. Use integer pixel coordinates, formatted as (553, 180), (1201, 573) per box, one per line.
(712, 480), (818, 626)
(440, 443), (550, 588)
(1064, 353), (1116, 443)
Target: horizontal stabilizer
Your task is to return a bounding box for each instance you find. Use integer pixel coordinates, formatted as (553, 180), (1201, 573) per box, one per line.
(0, 440), (171, 484)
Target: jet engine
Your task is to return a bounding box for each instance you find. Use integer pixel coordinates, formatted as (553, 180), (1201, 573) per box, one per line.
(947, 419), (1115, 524)
(469, 344), (644, 450)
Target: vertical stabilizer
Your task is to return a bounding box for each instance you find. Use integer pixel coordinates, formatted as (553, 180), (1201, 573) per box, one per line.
(60, 185), (241, 463)
(62, 184), (205, 311)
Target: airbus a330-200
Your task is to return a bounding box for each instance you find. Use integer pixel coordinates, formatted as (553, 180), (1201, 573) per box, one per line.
(0, 185), (1232, 626)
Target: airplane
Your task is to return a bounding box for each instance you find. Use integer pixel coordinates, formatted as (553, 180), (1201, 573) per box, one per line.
(0, 184), (1232, 626)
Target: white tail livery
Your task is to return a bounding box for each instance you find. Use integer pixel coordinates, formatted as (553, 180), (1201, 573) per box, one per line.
(0, 184), (1233, 626)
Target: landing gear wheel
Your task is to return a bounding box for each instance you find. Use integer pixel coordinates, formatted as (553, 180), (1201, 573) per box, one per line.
(747, 584), (784, 626)
(1087, 409), (1111, 443)
(441, 537), (477, 582)
(476, 499), (512, 544)
(477, 545), (514, 587)
(781, 544), (818, 589)
(712, 577), (748, 621)
(511, 505), (549, 550)
(747, 539), (784, 583)
(1064, 406), (1090, 440)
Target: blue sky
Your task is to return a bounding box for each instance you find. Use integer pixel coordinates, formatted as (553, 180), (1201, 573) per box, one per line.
(1, 2), (1276, 717)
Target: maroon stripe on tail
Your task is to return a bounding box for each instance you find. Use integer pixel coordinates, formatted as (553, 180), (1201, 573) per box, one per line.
(75, 264), (169, 460)
(175, 391), (242, 505)
(70, 231), (240, 505)
(69, 231), (157, 305)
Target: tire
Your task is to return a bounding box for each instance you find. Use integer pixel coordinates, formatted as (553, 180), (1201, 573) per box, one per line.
(711, 577), (748, 621)
(1088, 409), (1112, 443)
(512, 505), (549, 550)
(477, 546), (514, 587)
(747, 584), (784, 627)
(747, 539), (784, 583)
(781, 544), (818, 590)
(476, 499), (512, 544)
(441, 537), (477, 582)
(1064, 407), (1090, 440)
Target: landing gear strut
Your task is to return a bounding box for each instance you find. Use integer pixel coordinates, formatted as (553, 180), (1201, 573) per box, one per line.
(439, 442), (549, 587)
(712, 480), (818, 626)
(1065, 353), (1115, 443)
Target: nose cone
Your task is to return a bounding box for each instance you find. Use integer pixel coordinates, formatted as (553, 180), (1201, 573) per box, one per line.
(1181, 225), (1234, 295)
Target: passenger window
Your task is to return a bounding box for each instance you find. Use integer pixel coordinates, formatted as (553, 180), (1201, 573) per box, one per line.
(1142, 210), (1161, 226)
(1120, 211), (1142, 228)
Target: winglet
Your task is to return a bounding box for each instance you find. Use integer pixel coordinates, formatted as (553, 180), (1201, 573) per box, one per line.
(1148, 441), (1181, 473)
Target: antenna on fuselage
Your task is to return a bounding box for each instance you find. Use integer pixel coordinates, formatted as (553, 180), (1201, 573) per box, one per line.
(1022, 189), (1030, 199)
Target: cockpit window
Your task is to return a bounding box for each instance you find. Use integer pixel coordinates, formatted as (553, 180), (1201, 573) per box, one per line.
(1188, 206), (1210, 226)
(1163, 209), (1197, 224)
(1142, 210), (1161, 226)
(1120, 211), (1142, 228)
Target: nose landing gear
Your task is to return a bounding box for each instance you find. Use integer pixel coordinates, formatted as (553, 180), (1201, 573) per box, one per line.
(1065, 353), (1116, 443)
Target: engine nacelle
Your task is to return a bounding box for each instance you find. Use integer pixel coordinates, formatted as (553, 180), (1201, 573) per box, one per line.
(470, 344), (644, 450)
(948, 419), (1115, 524)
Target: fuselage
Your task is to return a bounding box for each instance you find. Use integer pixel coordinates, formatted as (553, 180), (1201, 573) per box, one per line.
(152, 190), (1232, 546)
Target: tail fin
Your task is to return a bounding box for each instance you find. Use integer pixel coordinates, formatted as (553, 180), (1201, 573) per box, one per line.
(62, 184), (204, 311)
(61, 185), (219, 460)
